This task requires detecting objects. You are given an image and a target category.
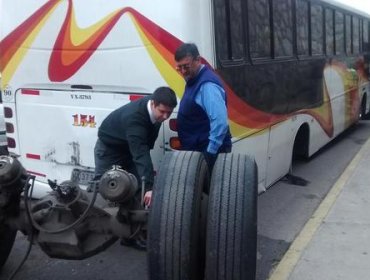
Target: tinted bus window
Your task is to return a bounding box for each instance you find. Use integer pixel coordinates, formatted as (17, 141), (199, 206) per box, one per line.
(335, 11), (344, 55)
(363, 19), (369, 51)
(248, 0), (271, 58)
(214, 0), (228, 61)
(273, 0), (293, 57)
(345, 14), (352, 54)
(214, 0), (244, 61)
(297, 0), (309, 56)
(326, 8), (335, 55)
(230, 0), (244, 60)
(353, 17), (360, 54)
(311, 4), (324, 55)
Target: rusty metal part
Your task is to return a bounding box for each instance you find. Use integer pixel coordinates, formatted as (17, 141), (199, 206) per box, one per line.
(0, 156), (26, 187)
(0, 156), (147, 262)
(99, 166), (138, 203)
(0, 156), (27, 215)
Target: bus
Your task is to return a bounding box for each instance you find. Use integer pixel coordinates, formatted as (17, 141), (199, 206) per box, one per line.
(0, 73), (7, 154)
(0, 0), (369, 199)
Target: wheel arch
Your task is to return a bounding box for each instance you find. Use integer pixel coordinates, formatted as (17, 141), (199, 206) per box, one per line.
(292, 123), (310, 160)
(360, 92), (370, 120)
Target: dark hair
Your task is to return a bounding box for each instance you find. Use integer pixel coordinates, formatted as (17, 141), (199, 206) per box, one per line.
(174, 43), (200, 62)
(152, 86), (177, 108)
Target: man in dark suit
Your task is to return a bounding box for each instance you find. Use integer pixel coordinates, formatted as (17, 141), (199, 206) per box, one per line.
(94, 86), (177, 205)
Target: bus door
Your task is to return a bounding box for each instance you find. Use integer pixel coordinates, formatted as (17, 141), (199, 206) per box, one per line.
(265, 119), (295, 187)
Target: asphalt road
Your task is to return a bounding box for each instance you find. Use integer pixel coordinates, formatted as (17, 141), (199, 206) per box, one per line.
(1, 121), (370, 280)
(257, 120), (370, 279)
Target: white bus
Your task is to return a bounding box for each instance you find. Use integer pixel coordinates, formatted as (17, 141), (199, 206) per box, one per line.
(0, 74), (7, 153)
(0, 0), (369, 198)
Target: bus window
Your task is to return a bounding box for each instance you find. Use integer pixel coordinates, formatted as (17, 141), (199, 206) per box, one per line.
(296, 0), (309, 56)
(363, 19), (369, 51)
(273, 0), (293, 57)
(345, 14), (352, 54)
(353, 17), (360, 54)
(229, 0), (244, 61)
(311, 4), (324, 55)
(214, 0), (245, 62)
(335, 11), (345, 55)
(248, 0), (271, 59)
(326, 8), (335, 55)
(214, 0), (229, 61)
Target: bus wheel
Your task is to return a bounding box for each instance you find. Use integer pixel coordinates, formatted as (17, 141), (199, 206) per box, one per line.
(0, 222), (16, 269)
(205, 153), (258, 280)
(148, 151), (209, 280)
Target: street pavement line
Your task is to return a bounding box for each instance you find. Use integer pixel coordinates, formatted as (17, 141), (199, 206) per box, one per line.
(267, 136), (370, 280)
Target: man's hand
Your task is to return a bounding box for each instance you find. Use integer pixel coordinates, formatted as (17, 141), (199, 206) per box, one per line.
(144, 190), (152, 207)
(204, 151), (218, 171)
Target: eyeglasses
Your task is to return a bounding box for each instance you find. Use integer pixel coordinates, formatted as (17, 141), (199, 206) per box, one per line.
(176, 62), (192, 72)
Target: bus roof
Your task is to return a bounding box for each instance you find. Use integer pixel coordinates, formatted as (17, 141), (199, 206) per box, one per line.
(321, 0), (370, 18)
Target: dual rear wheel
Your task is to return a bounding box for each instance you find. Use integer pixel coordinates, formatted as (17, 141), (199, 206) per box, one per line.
(148, 151), (257, 280)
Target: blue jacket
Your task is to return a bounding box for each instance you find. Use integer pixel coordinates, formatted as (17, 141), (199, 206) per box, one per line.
(177, 66), (231, 152)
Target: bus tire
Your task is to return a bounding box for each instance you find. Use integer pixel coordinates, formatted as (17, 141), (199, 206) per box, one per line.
(0, 222), (16, 269)
(148, 151), (209, 280)
(205, 153), (257, 280)
(0, 146), (8, 156)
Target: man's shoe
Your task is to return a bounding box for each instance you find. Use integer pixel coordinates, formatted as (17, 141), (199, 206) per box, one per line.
(133, 238), (147, 251)
(120, 237), (147, 251)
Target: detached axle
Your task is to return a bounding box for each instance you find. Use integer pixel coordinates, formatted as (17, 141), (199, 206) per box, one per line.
(0, 155), (147, 261)
(0, 152), (258, 280)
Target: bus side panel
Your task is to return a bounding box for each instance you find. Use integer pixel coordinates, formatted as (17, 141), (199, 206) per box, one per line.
(232, 131), (269, 193)
(324, 65), (346, 137)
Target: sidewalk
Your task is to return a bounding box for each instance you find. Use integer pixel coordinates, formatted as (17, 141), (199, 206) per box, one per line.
(268, 137), (370, 280)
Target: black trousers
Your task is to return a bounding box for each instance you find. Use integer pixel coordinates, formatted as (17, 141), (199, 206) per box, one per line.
(93, 139), (138, 180)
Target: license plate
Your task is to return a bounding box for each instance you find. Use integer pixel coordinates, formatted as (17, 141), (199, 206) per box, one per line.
(71, 169), (95, 186)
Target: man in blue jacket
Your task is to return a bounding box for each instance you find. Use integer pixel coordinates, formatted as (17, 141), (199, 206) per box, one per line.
(175, 43), (231, 170)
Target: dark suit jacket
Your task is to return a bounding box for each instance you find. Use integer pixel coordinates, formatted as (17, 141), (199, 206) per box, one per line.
(98, 96), (160, 188)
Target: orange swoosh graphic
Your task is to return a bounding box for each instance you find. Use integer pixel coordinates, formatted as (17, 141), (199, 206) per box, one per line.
(0, 1), (334, 138)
